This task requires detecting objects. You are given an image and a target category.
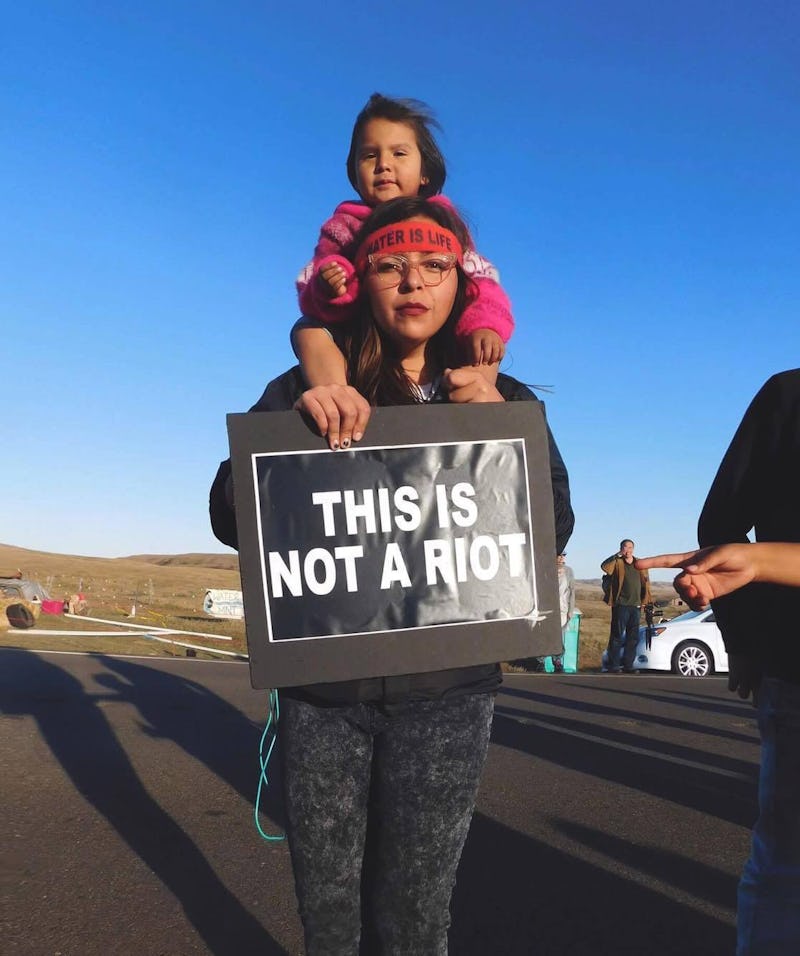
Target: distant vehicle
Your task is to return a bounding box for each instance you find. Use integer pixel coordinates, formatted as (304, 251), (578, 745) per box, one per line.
(203, 588), (244, 620)
(603, 608), (728, 677)
(0, 576), (48, 630)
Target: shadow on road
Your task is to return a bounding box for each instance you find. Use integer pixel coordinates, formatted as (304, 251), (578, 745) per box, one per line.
(491, 703), (757, 828)
(557, 679), (757, 718)
(501, 683), (756, 744)
(552, 818), (736, 911)
(0, 649), (288, 956)
(452, 811), (736, 955)
(95, 654), (285, 826)
(3, 651), (751, 955)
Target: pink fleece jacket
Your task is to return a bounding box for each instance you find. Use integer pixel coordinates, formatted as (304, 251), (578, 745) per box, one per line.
(295, 195), (515, 345)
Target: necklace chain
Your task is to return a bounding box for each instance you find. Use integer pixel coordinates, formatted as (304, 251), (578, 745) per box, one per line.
(412, 375), (442, 403)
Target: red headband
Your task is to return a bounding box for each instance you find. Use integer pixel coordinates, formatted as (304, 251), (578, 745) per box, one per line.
(355, 222), (464, 275)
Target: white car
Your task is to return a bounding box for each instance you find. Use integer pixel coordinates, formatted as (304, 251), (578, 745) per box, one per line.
(603, 608), (729, 677)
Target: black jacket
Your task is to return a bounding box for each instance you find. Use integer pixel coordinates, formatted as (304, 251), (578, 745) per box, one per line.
(698, 369), (800, 682)
(210, 367), (574, 705)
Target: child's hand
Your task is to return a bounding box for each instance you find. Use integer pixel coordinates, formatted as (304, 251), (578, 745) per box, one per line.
(318, 263), (349, 299)
(294, 384), (371, 450)
(466, 329), (505, 366)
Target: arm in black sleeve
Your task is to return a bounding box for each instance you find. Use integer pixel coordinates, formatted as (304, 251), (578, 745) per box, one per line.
(545, 422), (575, 556)
(208, 367), (306, 551)
(210, 461), (237, 549)
(499, 375), (574, 556)
(697, 375), (780, 654)
(698, 383), (769, 548)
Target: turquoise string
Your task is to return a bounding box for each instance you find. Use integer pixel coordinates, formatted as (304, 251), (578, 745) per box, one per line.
(254, 688), (285, 842)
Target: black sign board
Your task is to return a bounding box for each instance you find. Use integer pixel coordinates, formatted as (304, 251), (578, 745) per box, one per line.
(228, 402), (561, 689)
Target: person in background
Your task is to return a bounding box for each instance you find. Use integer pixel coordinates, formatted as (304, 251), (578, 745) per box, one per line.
(549, 552), (575, 673)
(601, 539), (652, 673)
(526, 551), (575, 673)
(510, 551), (576, 674)
(643, 369), (800, 956)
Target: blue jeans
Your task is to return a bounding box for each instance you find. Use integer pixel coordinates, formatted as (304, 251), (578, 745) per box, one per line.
(738, 678), (800, 955)
(279, 693), (494, 956)
(607, 604), (641, 671)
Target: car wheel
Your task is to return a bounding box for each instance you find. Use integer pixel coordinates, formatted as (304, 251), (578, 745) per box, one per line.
(672, 641), (713, 677)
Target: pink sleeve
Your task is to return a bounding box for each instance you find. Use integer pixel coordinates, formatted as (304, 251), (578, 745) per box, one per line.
(295, 201), (369, 324)
(314, 204), (367, 256)
(454, 276), (515, 343)
(428, 197), (514, 341)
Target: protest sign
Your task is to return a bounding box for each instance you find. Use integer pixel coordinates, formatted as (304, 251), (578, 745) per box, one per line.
(227, 402), (561, 688)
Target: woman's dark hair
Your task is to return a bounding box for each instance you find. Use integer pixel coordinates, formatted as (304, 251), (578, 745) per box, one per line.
(344, 197), (476, 406)
(346, 93), (446, 199)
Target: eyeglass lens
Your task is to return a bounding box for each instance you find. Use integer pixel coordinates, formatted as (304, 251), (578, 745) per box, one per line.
(370, 255), (454, 287)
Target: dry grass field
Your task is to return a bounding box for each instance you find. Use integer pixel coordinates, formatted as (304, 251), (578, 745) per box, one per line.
(571, 580), (684, 670)
(0, 542), (246, 658)
(1, 542), (682, 670)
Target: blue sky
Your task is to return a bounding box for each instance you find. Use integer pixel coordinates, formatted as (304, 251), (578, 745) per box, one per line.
(2, 1), (798, 580)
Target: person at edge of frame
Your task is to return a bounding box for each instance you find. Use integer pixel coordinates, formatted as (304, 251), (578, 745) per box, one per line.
(640, 369), (800, 956)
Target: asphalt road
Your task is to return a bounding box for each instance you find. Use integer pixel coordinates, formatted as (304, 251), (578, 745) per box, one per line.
(1, 649), (759, 955)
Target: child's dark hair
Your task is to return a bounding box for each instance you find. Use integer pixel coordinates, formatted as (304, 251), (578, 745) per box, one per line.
(346, 93), (446, 199)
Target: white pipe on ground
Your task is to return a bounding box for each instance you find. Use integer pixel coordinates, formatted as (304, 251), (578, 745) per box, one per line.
(64, 613), (233, 641)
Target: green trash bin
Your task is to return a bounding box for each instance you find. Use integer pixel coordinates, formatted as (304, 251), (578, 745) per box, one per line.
(543, 611), (581, 673)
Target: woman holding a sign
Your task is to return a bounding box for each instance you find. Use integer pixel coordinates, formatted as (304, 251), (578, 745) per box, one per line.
(210, 196), (573, 955)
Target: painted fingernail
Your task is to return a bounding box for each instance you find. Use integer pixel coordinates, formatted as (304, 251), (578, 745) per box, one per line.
(332, 440), (339, 450)
(341, 439), (350, 448)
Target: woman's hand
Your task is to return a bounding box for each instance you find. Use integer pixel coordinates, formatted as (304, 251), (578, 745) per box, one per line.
(635, 545), (759, 610)
(443, 367), (504, 404)
(636, 542), (800, 610)
(294, 385), (371, 450)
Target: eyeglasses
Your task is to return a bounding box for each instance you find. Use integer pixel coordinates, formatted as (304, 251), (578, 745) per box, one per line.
(366, 253), (457, 289)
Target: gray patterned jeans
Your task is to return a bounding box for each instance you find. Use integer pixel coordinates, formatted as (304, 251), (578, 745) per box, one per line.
(279, 692), (495, 956)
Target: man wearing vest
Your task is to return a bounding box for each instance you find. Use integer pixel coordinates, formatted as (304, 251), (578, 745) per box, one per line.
(601, 539), (652, 673)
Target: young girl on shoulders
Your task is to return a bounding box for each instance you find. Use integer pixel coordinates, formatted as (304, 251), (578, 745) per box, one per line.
(294, 93), (515, 434)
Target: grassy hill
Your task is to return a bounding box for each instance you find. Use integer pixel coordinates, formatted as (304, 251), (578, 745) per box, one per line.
(0, 542), (245, 657)
(126, 553), (239, 571)
(1, 543), (683, 670)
